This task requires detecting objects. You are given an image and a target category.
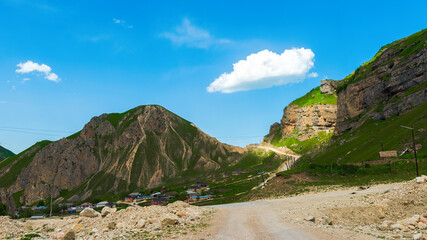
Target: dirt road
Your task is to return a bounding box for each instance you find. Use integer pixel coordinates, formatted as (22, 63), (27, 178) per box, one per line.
(190, 185), (397, 239)
(207, 201), (345, 240)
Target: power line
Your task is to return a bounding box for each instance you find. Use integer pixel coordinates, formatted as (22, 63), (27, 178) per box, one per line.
(0, 126), (73, 134)
(0, 129), (65, 137)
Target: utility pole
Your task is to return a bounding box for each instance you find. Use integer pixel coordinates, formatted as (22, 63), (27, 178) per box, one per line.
(258, 172), (266, 186)
(400, 126), (419, 177)
(50, 184), (53, 218)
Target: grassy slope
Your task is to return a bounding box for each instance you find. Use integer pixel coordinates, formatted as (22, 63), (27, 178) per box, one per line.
(290, 86), (337, 107)
(0, 146), (14, 161)
(338, 28), (427, 92)
(299, 101), (427, 165)
(255, 102), (426, 197)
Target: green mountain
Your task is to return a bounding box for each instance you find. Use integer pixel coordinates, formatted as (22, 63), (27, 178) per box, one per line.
(0, 146), (14, 161)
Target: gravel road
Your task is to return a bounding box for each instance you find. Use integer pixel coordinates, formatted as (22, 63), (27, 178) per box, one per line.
(191, 185), (396, 240)
(208, 201), (343, 240)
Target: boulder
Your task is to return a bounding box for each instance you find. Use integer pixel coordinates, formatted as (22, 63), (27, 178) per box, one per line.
(176, 211), (187, 218)
(404, 216), (420, 226)
(62, 230), (75, 240)
(391, 223), (405, 230)
(101, 206), (117, 217)
(136, 219), (146, 228)
(80, 208), (101, 218)
(72, 224), (83, 232)
(378, 220), (392, 231)
(423, 212), (427, 218)
(305, 216), (315, 222)
(161, 218), (179, 227)
(417, 222), (427, 230)
(413, 233), (424, 240)
(318, 217), (333, 225)
(107, 222), (116, 230)
(415, 175), (427, 183)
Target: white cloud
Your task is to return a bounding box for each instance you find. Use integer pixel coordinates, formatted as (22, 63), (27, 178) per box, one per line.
(22, 78), (30, 81)
(113, 18), (133, 28)
(15, 61), (60, 82)
(161, 18), (229, 49)
(207, 48), (316, 93)
(308, 72), (319, 78)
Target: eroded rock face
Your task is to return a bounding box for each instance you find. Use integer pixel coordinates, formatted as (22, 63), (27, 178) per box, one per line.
(12, 137), (100, 205)
(336, 38), (427, 134)
(280, 104), (337, 141)
(264, 103), (337, 144)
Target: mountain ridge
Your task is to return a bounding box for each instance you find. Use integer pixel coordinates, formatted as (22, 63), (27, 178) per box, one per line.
(0, 105), (249, 213)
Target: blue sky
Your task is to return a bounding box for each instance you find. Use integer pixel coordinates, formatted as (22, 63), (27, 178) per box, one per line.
(0, 0), (426, 153)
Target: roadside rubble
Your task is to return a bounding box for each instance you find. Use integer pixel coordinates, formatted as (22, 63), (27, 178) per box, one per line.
(0, 201), (213, 239)
(296, 176), (427, 240)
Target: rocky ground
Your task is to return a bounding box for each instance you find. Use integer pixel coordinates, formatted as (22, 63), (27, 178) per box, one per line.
(286, 176), (427, 239)
(0, 201), (213, 240)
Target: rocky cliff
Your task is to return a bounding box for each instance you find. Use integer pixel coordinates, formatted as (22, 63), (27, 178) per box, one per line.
(263, 81), (337, 153)
(0, 105), (244, 212)
(264, 28), (426, 155)
(0, 146), (14, 161)
(336, 29), (427, 133)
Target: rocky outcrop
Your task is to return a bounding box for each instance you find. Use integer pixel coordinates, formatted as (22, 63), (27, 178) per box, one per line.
(320, 80), (338, 95)
(0, 188), (16, 216)
(336, 29), (427, 133)
(264, 80), (338, 145)
(10, 137), (100, 204)
(280, 104), (337, 141)
(0, 105), (243, 208)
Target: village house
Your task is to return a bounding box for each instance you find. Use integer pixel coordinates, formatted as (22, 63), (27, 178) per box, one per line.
(191, 195), (213, 201)
(34, 206), (47, 211)
(79, 202), (93, 208)
(96, 201), (109, 208)
(128, 192), (141, 199)
(195, 181), (209, 191)
(187, 190), (200, 199)
(187, 185), (202, 194)
(165, 191), (177, 200)
(151, 192), (164, 197)
(63, 203), (74, 208)
(379, 150), (398, 159)
(105, 202), (116, 208)
(151, 196), (168, 205)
